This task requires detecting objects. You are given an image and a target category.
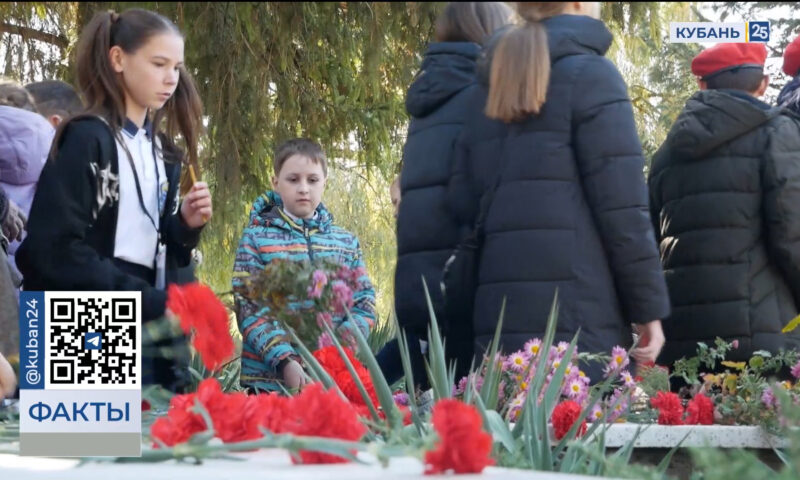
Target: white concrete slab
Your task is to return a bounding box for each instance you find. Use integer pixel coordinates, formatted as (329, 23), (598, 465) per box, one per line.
(0, 449), (616, 480)
(597, 423), (789, 449)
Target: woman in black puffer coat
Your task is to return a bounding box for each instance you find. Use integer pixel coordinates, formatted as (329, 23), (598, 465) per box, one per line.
(448, 2), (670, 381)
(382, 2), (514, 386)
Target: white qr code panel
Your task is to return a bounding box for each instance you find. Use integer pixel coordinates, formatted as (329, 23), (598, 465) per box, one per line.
(45, 292), (141, 390)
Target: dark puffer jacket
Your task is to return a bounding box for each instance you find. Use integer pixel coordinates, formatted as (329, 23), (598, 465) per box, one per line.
(395, 42), (482, 337)
(649, 89), (800, 365)
(448, 14), (670, 371)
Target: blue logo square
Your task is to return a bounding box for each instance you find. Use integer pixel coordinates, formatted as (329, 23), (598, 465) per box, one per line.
(749, 21), (770, 42)
(84, 332), (103, 350)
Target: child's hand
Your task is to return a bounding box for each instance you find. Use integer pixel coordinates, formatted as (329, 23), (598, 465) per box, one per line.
(282, 359), (309, 390)
(631, 320), (665, 365)
(181, 182), (213, 228)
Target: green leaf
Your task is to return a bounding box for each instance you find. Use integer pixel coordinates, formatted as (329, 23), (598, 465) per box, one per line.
(420, 277), (452, 401)
(347, 311), (405, 430)
(656, 431), (691, 475)
(286, 327), (339, 393)
(321, 321), (382, 424)
(479, 298), (506, 410)
(475, 394), (516, 453)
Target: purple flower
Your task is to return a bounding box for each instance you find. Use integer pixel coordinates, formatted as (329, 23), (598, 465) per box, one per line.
(791, 361), (800, 380)
(606, 388), (628, 422)
(508, 393), (526, 421)
(453, 377), (466, 396)
(393, 392), (410, 406)
(620, 370), (636, 389)
(564, 377), (587, 400)
(316, 312), (333, 328)
(504, 351), (527, 373)
(498, 380), (508, 404)
(456, 373), (484, 396)
(523, 338), (542, 358)
(308, 269), (328, 299)
(588, 404), (604, 423)
(548, 346), (560, 362)
(762, 387), (776, 408)
(331, 280), (354, 314)
(551, 358), (563, 374)
(317, 332), (334, 349)
(556, 341), (570, 355)
(604, 346), (630, 377)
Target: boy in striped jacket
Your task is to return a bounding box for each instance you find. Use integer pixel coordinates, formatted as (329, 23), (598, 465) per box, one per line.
(233, 138), (375, 393)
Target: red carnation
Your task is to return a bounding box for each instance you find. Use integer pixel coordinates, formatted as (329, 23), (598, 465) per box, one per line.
(685, 393), (714, 425)
(167, 283), (234, 371)
(243, 391), (290, 438)
(399, 405), (413, 426)
(282, 383), (367, 464)
(150, 390), (206, 447)
(314, 346), (378, 408)
(651, 391), (684, 425)
(551, 401), (587, 440)
(150, 379), (294, 448)
(424, 399), (494, 475)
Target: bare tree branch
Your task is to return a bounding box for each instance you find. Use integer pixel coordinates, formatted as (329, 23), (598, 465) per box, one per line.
(0, 23), (68, 49)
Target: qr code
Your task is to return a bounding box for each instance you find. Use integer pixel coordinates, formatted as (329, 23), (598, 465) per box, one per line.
(45, 292), (140, 389)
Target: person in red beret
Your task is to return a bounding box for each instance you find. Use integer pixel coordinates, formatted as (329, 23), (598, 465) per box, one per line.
(648, 42), (800, 390)
(778, 35), (800, 114)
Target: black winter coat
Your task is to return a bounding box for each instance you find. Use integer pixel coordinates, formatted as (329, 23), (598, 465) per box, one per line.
(395, 42), (482, 338)
(448, 15), (670, 369)
(649, 89), (800, 364)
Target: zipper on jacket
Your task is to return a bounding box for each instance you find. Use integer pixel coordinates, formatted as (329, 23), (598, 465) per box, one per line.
(304, 225), (315, 261)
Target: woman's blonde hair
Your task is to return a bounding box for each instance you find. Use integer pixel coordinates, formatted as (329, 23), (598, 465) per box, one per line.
(485, 2), (568, 123)
(435, 2), (515, 44)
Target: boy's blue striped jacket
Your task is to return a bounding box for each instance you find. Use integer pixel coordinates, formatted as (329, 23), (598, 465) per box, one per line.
(233, 190), (375, 392)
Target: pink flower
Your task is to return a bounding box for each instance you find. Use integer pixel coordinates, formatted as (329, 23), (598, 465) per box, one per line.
(351, 267), (368, 284)
(791, 361), (800, 380)
(731, 339), (739, 349)
(393, 392), (410, 406)
(308, 270), (328, 299)
(604, 346), (629, 377)
(762, 386), (776, 408)
(317, 332), (334, 349)
(620, 370), (636, 389)
(456, 373), (484, 396)
(523, 338), (542, 358)
(606, 388), (628, 422)
(564, 378), (587, 400)
(587, 404), (604, 423)
(331, 281), (354, 315)
(504, 351), (527, 373)
(316, 312), (333, 328)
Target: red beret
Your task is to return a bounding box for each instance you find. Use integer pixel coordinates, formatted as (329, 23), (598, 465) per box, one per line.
(691, 43), (767, 79)
(784, 35), (800, 76)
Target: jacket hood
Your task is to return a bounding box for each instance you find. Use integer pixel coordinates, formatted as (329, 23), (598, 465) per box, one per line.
(0, 106), (55, 185)
(248, 190), (334, 232)
(477, 14), (613, 86)
(661, 89), (780, 160)
(405, 42), (481, 118)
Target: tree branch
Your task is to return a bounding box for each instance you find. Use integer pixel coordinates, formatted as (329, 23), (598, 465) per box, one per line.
(0, 23), (68, 49)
